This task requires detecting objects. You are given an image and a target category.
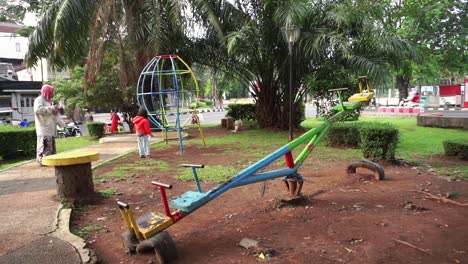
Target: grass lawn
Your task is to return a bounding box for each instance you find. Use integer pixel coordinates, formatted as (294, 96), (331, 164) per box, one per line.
(302, 117), (468, 159)
(303, 117), (468, 180)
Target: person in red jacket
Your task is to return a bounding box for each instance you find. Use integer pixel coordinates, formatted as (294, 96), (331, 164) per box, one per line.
(132, 108), (154, 158)
(411, 92), (421, 103)
(110, 110), (119, 134)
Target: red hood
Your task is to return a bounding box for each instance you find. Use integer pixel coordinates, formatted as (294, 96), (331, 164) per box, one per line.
(132, 116), (146, 125)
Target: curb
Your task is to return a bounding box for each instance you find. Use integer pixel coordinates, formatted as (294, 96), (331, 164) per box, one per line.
(50, 206), (90, 263)
(364, 106), (468, 111)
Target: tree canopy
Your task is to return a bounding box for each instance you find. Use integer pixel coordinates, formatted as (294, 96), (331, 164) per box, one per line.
(21, 0), (467, 126)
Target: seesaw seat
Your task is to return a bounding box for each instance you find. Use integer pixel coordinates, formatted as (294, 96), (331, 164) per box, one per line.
(169, 191), (210, 212)
(348, 91), (374, 102)
(136, 212), (173, 239)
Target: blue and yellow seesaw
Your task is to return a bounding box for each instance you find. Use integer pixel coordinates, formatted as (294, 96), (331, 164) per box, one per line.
(117, 77), (382, 262)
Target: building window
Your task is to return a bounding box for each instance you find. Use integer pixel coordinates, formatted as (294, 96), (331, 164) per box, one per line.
(15, 43), (21, 52)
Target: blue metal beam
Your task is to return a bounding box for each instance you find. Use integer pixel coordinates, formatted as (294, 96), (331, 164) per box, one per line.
(206, 145), (292, 201)
(232, 168), (297, 187)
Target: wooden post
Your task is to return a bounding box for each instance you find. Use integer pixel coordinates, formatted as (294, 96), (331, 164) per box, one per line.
(42, 151), (100, 200)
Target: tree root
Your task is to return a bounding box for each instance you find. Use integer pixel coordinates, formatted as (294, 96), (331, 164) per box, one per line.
(415, 190), (468, 207)
(392, 238), (432, 255)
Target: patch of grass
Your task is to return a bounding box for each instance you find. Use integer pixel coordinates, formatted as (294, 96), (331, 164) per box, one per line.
(0, 158), (31, 171)
(176, 165), (239, 183)
(71, 225), (104, 239)
(98, 159), (171, 179)
(192, 129), (289, 149)
(432, 165), (468, 180)
(446, 191), (460, 199)
(97, 189), (117, 198)
(152, 140), (180, 151)
(56, 136), (99, 153)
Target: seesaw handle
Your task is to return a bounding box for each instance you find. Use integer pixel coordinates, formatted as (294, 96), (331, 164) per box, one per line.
(181, 164), (204, 168)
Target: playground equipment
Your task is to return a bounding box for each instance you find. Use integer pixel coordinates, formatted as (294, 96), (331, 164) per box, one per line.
(136, 55), (206, 153)
(118, 80), (377, 262)
(348, 76), (374, 103)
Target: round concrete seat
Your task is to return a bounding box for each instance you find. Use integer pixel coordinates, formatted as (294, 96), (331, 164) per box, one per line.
(42, 151), (100, 166)
(43, 151), (100, 200)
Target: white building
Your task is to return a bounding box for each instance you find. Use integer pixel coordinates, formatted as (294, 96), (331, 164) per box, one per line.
(0, 23), (69, 123)
(0, 22), (69, 82)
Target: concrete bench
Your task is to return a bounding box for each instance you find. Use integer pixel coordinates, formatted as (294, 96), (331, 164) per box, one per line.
(42, 151), (100, 200)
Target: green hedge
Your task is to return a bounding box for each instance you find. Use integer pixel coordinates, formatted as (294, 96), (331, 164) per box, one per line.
(359, 122), (399, 161)
(325, 122), (361, 147)
(226, 103), (256, 121)
(443, 140), (468, 160)
(0, 126), (36, 159)
(325, 122), (399, 161)
(87, 122), (105, 138)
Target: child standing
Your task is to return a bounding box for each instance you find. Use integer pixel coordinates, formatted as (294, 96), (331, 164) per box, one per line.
(132, 109), (154, 158)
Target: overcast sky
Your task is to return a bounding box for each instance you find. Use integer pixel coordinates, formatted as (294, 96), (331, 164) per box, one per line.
(23, 12), (36, 26)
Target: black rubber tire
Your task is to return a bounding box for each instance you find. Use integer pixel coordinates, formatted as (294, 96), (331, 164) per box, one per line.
(121, 231), (138, 255)
(347, 159), (385, 180)
(136, 231), (177, 263)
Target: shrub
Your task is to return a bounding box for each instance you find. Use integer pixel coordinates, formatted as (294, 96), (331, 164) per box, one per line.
(443, 140), (468, 160)
(295, 102), (306, 126)
(460, 145), (468, 160)
(226, 103), (256, 121)
(0, 126), (36, 159)
(359, 122), (399, 161)
(325, 122), (361, 147)
(87, 122), (105, 138)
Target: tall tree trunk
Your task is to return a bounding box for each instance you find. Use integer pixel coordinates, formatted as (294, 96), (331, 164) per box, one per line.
(254, 81), (290, 129)
(122, 0), (147, 85)
(211, 67), (218, 108)
(93, 2), (112, 78)
(396, 75), (410, 100)
(83, 10), (101, 98)
(84, 0), (112, 97)
(113, 0), (128, 101)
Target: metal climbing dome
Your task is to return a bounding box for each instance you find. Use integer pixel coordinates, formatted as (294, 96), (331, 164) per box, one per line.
(136, 55), (205, 153)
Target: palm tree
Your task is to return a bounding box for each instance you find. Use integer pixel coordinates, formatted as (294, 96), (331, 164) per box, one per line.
(26, 0), (186, 104)
(189, 0), (415, 128)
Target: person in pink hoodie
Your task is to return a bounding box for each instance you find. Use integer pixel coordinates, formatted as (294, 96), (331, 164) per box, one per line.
(132, 108), (154, 158)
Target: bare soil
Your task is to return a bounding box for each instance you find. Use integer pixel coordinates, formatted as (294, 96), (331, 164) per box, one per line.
(74, 127), (468, 264)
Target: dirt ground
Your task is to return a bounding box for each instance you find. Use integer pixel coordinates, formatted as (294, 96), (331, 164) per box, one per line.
(74, 127), (468, 264)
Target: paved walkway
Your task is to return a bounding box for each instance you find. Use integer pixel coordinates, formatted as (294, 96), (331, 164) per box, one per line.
(0, 133), (166, 264)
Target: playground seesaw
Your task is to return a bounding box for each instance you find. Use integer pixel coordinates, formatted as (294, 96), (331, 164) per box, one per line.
(117, 77), (381, 262)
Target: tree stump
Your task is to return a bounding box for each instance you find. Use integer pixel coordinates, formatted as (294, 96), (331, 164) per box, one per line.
(42, 151), (100, 201)
(55, 163), (95, 199)
(226, 117), (235, 130)
(221, 118), (227, 128)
